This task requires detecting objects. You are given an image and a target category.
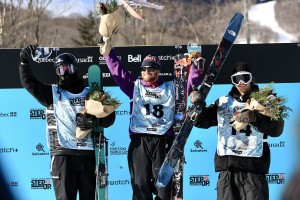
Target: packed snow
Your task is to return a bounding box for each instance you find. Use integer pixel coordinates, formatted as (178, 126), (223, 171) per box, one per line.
(248, 1), (295, 43)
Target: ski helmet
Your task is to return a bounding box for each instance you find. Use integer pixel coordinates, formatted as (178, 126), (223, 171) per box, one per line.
(54, 53), (78, 75)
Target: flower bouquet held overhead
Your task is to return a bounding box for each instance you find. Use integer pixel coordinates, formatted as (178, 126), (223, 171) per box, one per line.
(95, 0), (143, 55)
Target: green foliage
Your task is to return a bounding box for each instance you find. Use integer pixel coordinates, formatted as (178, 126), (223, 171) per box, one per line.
(250, 83), (292, 120)
(72, 12), (98, 46)
(96, 0), (130, 18)
(86, 86), (121, 108)
(102, 0), (119, 15)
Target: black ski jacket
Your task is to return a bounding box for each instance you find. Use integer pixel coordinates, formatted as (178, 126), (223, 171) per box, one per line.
(193, 85), (284, 174)
(19, 62), (115, 156)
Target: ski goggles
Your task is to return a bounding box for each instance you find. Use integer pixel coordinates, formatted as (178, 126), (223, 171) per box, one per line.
(231, 71), (252, 85)
(56, 64), (77, 76)
(141, 66), (158, 72)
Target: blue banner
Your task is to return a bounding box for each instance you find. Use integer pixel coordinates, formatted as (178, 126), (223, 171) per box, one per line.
(0, 44), (299, 199)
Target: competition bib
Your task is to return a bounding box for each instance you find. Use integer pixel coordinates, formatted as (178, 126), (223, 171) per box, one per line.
(46, 85), (94, 150)
(130, 80), (175, 135)
(216, 96), (264, 157)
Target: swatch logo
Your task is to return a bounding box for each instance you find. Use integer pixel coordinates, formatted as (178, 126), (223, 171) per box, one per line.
(0, 147), (18, 153)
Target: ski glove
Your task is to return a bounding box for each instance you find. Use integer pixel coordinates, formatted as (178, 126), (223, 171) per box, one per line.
(20, 44), (37, 64)
(76, 113), (103, 130)
(233, 109), (258, 124)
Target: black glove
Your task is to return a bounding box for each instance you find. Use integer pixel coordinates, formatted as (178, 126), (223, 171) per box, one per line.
(76, 113), (103, 130)
(234, 109), (258, 123)
(20, 44), (37, 64)
(190, 85), (202, 104)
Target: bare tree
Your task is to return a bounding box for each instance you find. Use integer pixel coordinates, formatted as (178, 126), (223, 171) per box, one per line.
(0, 0), (23, 47)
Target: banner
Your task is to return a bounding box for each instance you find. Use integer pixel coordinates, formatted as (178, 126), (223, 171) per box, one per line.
(0, 43), (300, 200)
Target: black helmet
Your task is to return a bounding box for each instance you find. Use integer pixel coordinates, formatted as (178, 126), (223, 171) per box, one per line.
(54, 53), (77, 68)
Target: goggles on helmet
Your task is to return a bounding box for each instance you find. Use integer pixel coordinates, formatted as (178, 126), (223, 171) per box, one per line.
(231, 71), (252, 85)
(56, 64), (76, 76)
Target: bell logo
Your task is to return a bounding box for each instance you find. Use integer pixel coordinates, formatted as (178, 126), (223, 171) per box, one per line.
(128, 55), (142, 62)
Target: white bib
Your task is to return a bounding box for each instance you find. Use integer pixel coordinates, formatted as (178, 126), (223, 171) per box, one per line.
(46, 85), (94, 150)
(216, 96), (264, 157)
(129, 80), (175, 135)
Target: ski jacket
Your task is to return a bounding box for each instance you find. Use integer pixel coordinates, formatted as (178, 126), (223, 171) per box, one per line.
(19, 62), (115, 156)
(193, 85), (284, 174)
(104, 49), (203, 137)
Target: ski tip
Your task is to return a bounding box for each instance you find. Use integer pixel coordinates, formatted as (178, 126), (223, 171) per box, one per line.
(231, 12), (244, 23)
(88, 64), (100, 69)
(88, 64), (101, 74)
(223, 12), (244, 43)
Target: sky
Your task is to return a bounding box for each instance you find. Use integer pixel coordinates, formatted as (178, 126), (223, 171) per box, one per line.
(48, 0), (95, 17)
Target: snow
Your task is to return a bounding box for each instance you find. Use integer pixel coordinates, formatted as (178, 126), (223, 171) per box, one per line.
(248, 1), (296, 43)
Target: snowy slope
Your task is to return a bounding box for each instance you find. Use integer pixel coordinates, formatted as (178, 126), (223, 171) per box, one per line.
(248, 1), (295, 43)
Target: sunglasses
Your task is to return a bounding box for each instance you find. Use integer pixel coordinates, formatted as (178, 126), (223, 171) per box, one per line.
(56, 64), (77, 76)
(141, 66), (158, 72)
(231, 71), (252, 85)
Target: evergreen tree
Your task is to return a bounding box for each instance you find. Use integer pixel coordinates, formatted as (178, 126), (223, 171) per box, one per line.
(72, 12), (98, 46)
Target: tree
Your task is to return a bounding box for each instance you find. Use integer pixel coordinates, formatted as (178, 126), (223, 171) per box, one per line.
(72, 12), (98, 46)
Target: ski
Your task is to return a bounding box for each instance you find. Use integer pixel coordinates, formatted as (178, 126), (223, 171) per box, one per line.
(172, 42), (204, 200)
(156, 12), (244, 188)
(172, 52), (188, 200)
(88, 65), (108, 200)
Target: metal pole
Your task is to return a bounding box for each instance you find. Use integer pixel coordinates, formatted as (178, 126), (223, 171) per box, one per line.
(244, 0), (251, 44)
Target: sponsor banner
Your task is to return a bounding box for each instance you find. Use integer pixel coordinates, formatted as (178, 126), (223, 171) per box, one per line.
(266, 173), (285, 185)
(189, 175), (211, 186)
(31, 178), (52, 190)
(0, 45), (299, 200)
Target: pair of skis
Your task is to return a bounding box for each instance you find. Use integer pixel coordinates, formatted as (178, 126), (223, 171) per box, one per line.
(159, 12), (244, 199)
(87, 65), (109, 200)
(172, 43), (205, 199)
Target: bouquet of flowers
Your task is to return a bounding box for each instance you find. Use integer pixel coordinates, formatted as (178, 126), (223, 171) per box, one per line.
(232, 83), (292, 131)
(76, 86), (121, 139)
(96, 0), (127, 55)
(84, 86), (121, 118)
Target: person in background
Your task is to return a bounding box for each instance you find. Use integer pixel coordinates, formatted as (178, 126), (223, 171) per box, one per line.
(190, 62), (284, 200)
(19, 44), (115, 200)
